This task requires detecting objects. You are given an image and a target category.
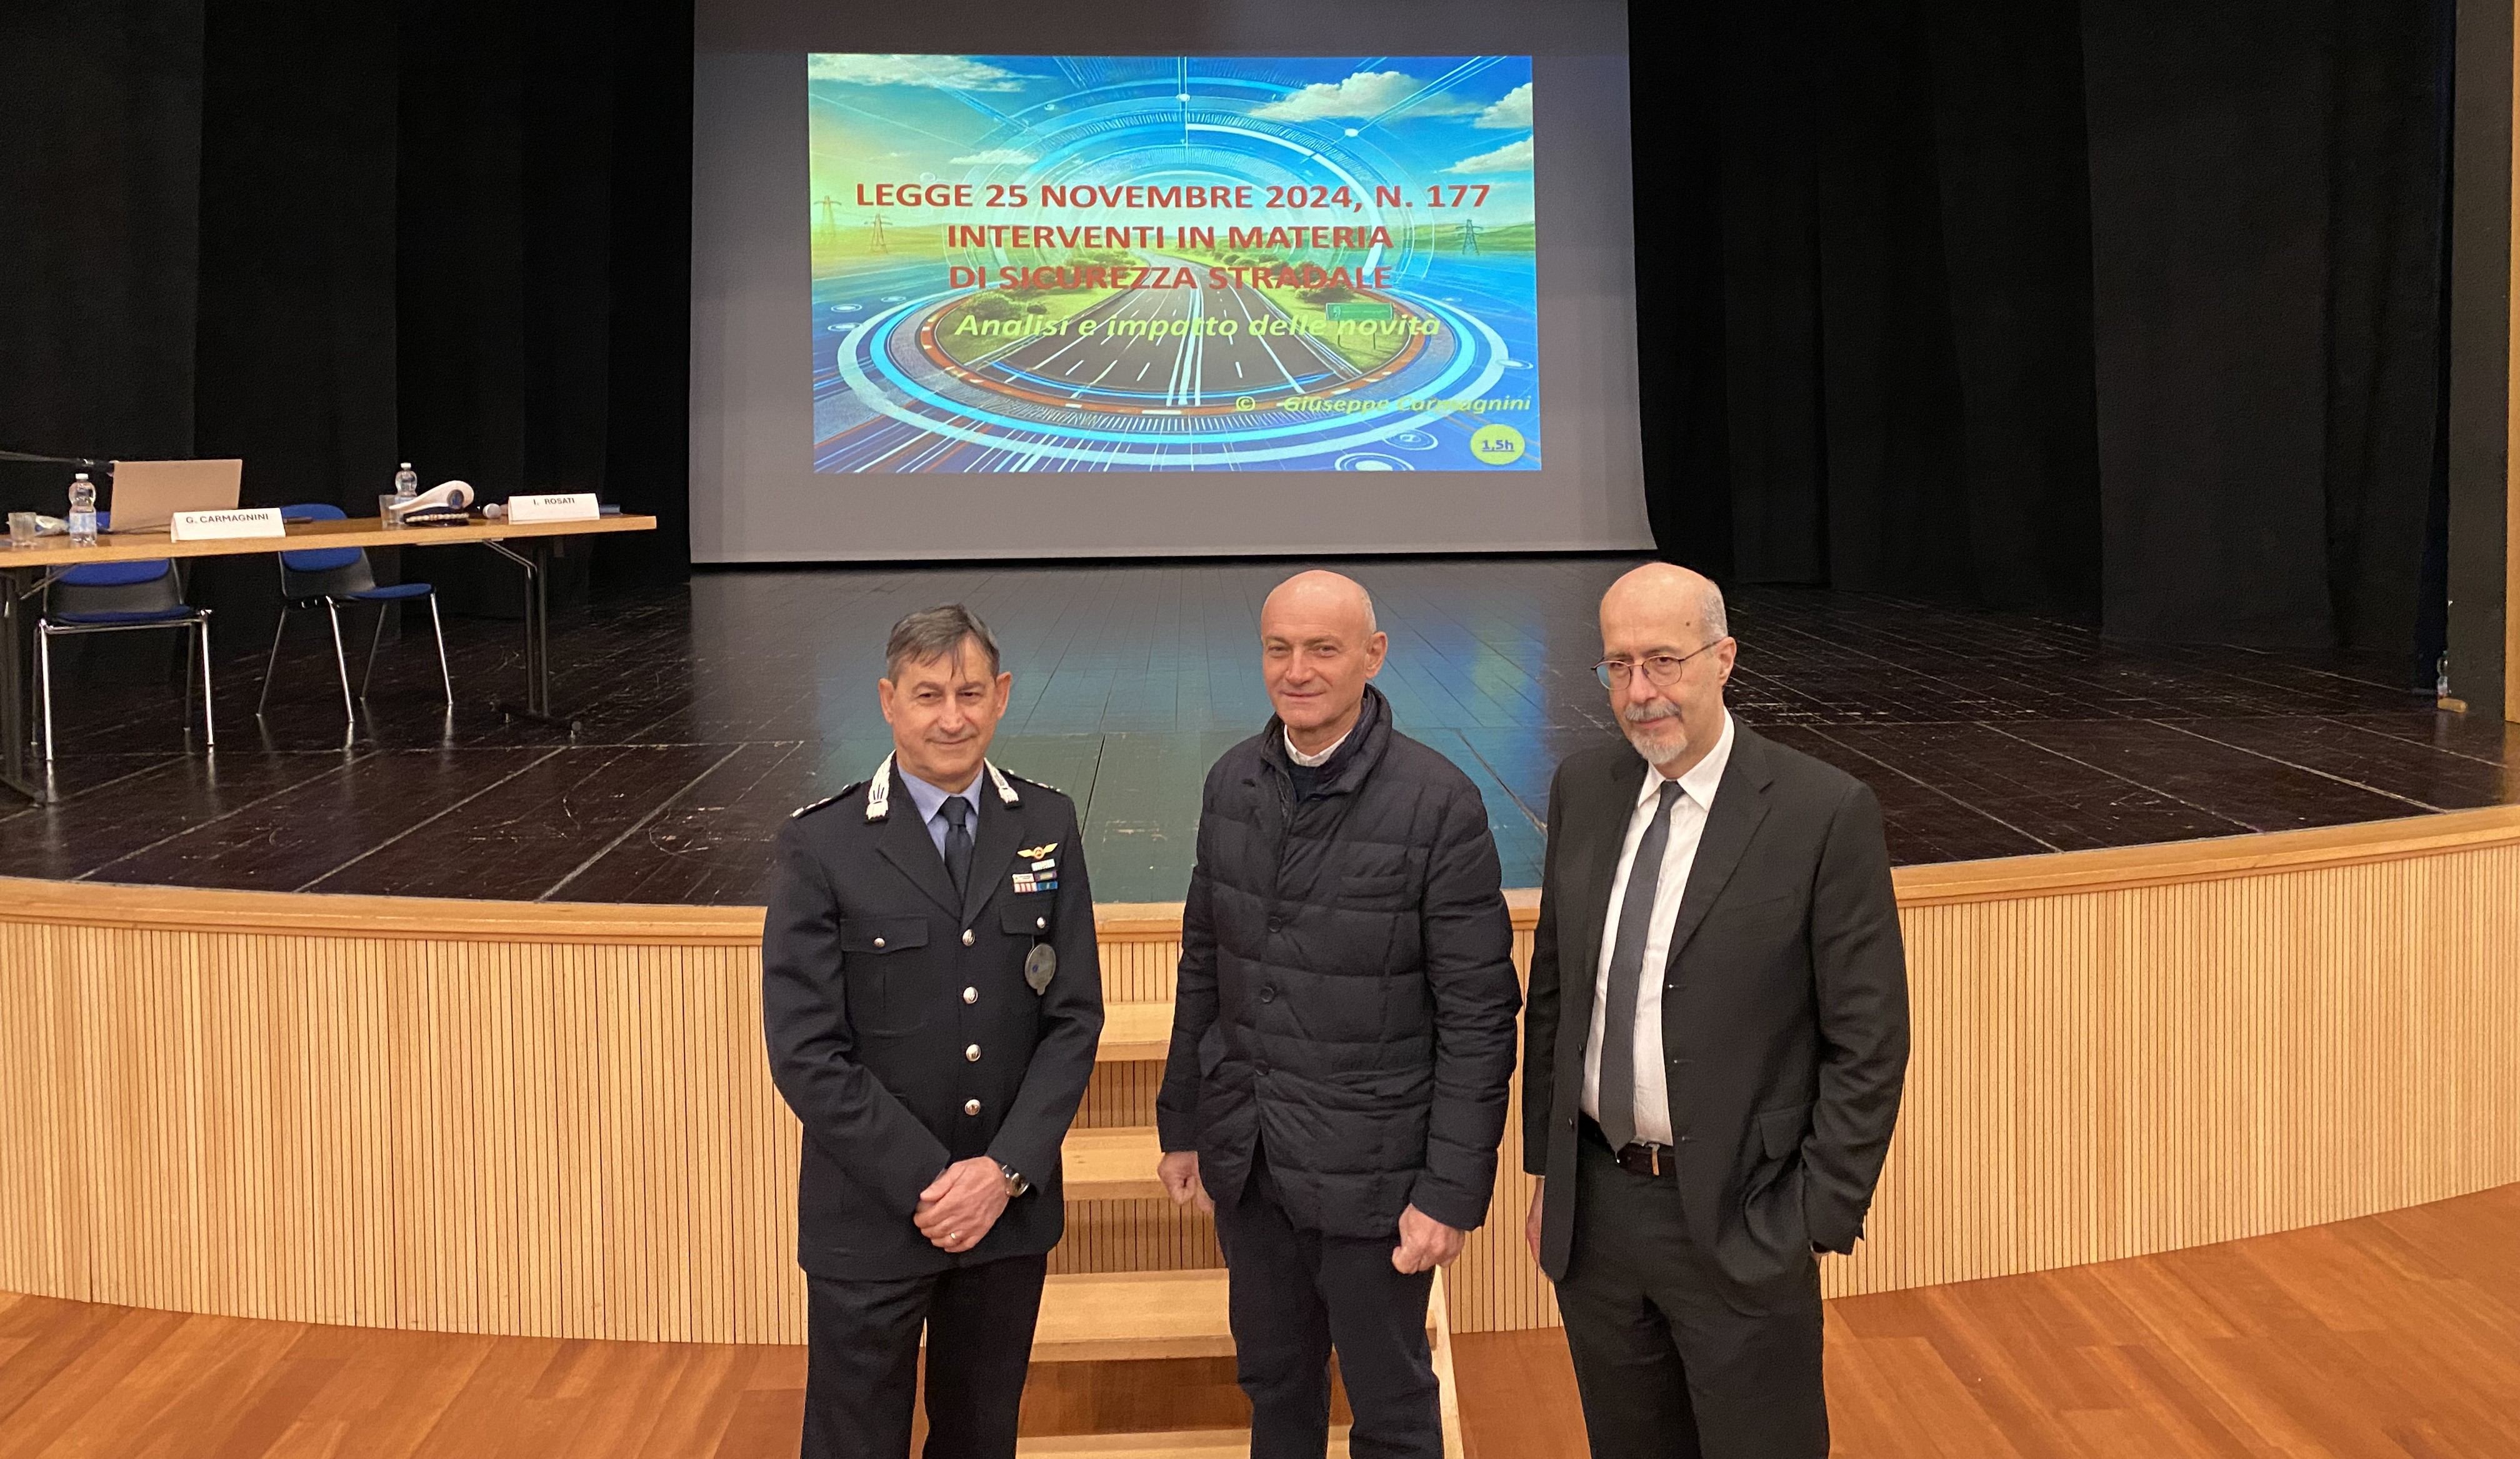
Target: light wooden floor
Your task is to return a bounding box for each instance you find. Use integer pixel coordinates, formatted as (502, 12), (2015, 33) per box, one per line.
(1459, 1182), (2520, 1459)
(4, 1183), (2514, 1458)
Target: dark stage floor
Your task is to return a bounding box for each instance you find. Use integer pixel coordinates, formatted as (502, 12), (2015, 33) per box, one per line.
(4, 558), (2511, 905)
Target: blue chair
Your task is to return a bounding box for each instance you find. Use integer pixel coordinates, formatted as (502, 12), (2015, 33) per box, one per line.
(256, 502), (452, 723)
(36, 554), (216, 763)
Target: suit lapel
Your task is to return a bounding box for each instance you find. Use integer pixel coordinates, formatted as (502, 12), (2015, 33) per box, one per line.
(1561, 750), (1649, 1036)
(874, 765), (964, 919)
(1662, 726), (1774, 967)
(959, 789), (1029, 929)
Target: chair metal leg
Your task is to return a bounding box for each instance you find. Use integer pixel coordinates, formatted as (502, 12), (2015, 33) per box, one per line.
(36, 627), (54, 765)
(198, 614), (217, 749)
(361, 600), (389, 699)
(323, 600), (355, 725)
(427, 594), (452, 705)
(258, 608), (291, 715)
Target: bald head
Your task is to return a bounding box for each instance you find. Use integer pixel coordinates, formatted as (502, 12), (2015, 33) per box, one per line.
(1598, 562), (1735, 776)
(1600, 562), (1726, 642)
(1260, 570), (1388, 754)
(1263, 569), (1378, 639)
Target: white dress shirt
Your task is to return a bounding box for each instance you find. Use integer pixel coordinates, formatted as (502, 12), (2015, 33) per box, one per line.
(1284, 724), (1351, 767)
(1582, 710), (1736, 1147)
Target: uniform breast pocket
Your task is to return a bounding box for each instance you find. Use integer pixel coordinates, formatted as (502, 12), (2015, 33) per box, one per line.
(838, 915), (930, 1037)
(1000, 894), (1054, 939)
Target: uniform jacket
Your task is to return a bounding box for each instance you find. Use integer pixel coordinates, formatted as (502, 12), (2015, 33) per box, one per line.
(1522, 726), (1909, 1296)
(763, 759), (1104, 1280)
(1156, 687), (1522, 1238)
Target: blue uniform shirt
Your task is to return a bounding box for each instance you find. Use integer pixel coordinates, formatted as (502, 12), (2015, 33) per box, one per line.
(898, 765), (985, 861)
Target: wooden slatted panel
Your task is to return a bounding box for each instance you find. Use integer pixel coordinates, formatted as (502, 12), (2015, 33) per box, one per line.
(5, 816), (2520, 1340)
(1447, 919), (1558, 1333)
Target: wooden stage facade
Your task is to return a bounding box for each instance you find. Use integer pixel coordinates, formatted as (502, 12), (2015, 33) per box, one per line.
(5, 805), (2518, 1350)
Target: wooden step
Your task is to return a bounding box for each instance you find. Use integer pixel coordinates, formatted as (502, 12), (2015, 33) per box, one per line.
(1033, 1270), (1233, 1362)
(1031, 1269), (1442, 1362)
(1017, 1429), (1349, 1458)
(1098, 1001), (1172, 1062)
(1062, 1125), (1167, 1202)
(1024, 1271), (1458, 1458)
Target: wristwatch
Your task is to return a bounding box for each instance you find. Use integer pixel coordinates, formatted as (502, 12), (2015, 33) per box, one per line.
(999, 1162), (1030, 1198)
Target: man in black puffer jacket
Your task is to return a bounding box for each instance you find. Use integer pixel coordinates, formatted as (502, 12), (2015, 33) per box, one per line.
(1156, 570), (1521, 1459)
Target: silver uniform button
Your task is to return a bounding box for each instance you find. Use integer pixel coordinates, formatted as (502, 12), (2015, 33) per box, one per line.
(1036, 915), (1047, 930)
(962, 929), (976, 947)
(962, 987), (978, 1004)
(872, 937), (886, 949)
(964, 1099), (981, 1116)
(965, 1043), (981, 1062)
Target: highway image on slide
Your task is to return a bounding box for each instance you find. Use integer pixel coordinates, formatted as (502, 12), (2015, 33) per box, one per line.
(808, 55), (1539, 474)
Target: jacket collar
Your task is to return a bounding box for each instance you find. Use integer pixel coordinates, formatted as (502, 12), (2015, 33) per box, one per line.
(874, 759), (962, 918)
(1262, 684), (1392, 797)
(868, 755), (1032, 924)
(1661, 723), (1775, 967)
(1562, 716), (1777, 1015)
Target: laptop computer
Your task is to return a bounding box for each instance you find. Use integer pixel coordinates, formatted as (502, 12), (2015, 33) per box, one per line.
(105, 459), (244, 533)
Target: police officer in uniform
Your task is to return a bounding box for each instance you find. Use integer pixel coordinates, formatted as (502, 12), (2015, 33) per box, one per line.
(764, 604), (1104, 1459)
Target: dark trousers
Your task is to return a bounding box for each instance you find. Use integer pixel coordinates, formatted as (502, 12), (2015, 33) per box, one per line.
(1212, 1146), (1442, 1459)
(1554, 1133), (1827, 1459)
(801, 1253), (1048, 1459)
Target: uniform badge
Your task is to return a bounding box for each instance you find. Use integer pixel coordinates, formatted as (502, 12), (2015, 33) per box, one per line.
(1018, 842), (1059, 860)
(863, 754), (896, 822)
(1024, 944), (1057, 994)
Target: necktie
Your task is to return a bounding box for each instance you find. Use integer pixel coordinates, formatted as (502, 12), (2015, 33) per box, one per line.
(1599, 780), (1684, 1150)
(939, 794), (974, 897)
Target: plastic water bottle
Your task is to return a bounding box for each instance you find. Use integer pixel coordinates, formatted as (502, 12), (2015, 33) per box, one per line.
(392, 462), (419, 509)
(68, 473), (97, 545)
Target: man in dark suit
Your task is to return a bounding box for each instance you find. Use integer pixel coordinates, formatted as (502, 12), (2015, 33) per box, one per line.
(1522, 563), (1909, 1459)
(762, 604), (1104, 1459)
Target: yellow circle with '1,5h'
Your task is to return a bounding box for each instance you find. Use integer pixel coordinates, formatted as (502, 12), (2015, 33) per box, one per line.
(1469, 424), (1526, 465)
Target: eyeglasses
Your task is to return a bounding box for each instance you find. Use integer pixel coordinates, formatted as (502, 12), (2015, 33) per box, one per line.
(1595, 640), (1722, 689)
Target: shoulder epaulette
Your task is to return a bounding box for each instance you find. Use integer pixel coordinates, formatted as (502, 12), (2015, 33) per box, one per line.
(1004, 770), (1061, 797)
(791, 780), (866, 819)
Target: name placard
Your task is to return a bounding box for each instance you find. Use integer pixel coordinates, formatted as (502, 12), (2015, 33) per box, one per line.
(506, 492), (600, 524)
(169, 507), (287, 542)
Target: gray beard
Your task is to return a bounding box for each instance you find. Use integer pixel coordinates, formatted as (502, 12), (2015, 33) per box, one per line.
(1622, 716), (1687, 766)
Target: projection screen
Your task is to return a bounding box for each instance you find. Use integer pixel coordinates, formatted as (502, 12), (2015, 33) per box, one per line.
(691, 0), (1646, 560)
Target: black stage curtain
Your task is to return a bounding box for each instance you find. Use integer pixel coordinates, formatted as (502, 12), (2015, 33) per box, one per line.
(2084, 0), (2453, 652)
(1634, 0), (2452, 661)
(186, 0), (402, 639)
(0, 1), (204, 476)
(0, 0), (693, 624)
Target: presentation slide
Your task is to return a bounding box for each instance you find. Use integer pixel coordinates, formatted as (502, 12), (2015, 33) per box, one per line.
(692, 0), (1646, 562)
(809, 56), (1541, 475)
